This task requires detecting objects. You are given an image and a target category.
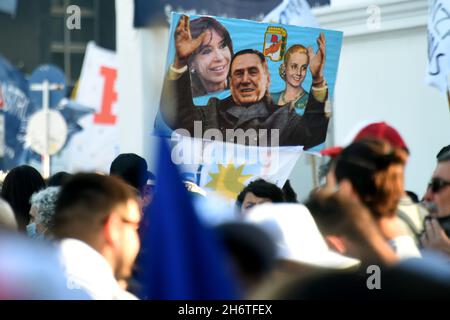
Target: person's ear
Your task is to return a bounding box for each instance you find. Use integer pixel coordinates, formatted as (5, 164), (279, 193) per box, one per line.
(325, 235), (347, 254)
(103, 214), (121, 246)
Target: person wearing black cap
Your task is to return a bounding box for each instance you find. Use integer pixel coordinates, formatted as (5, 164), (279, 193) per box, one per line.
(110, 153), (155, 209)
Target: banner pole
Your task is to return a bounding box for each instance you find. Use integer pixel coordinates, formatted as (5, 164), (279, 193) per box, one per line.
(310, 154), (318, 189)
(447, 89), (450, 112)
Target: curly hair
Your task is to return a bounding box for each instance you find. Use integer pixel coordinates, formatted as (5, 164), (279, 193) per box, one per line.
(30, 187), (60, 228)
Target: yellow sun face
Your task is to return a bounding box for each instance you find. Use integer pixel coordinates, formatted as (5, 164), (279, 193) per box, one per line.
(205, 164), (252, 200)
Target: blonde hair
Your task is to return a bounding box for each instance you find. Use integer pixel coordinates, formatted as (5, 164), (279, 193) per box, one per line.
(279, 45), (309, 81)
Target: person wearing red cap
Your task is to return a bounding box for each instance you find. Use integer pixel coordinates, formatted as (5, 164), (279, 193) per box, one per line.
(333, 139), (421, 259)
(353, 122), (409, 152)
(320, 121), (409, 157)
(320, 122), (428, 245)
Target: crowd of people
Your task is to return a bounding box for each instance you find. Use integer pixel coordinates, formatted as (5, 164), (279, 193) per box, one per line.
(0, 120), (450, 299)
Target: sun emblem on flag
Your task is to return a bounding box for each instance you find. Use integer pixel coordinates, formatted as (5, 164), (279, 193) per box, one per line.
(205, 164), (252, 200)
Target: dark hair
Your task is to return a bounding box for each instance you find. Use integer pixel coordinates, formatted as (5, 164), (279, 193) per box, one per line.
(306, 190), (379, 245)
(110, 153), (150, 192)
(47, 172), (73, 187)
(214, 222), (276, 291)
(188, 17), (234, 96)
(229, 49), (267, 78)
(1, 165), (45, 231)
(236, 179), (284, 209)
(335, 139), (407, 218)
(437, 145), (450, 162)
(51, 173), (137, 239)
(282, 180), (298, 203)
(406, 190), (419, 203)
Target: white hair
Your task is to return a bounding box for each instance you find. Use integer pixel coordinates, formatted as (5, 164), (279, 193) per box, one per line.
(30, 187), (60, 228)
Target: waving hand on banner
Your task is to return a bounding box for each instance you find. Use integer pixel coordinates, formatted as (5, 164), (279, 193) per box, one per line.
(173, 15), (208, 69)
(308, 32), (326, 85)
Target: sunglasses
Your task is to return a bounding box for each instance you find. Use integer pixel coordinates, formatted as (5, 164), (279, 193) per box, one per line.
(428, 177), (450, 193)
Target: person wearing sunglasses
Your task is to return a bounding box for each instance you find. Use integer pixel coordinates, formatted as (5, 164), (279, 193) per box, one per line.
(421, 148), (450, 256)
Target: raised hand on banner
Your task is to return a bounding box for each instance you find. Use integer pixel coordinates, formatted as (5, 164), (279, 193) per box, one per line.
(308, 32), (326, 86)
(173, 15), (209, 69)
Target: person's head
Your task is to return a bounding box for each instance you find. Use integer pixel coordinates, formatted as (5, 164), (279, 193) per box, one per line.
(306, 190), (399, 266)
(188, 17), (233, 95)
(320, 123), (409, 195)
(279, 45), (309, 90)
(320, 122), (409, 160)
(1, 165), (46, 231)
(51, 173), (141, 282)
(110, 153), (151, 192)
(436, 145), (450, 159)
(236, 179), (284, 216)
(47, 172), (73, 187)
(27, 187), (60, 239)
(352, 122), (409, 155)
(229, 49), (271, 106)
(334, 139), (408, 219)
(0, 198), (17, 231)
(424, 150), (450, 217)
(215, 222), (277, 294)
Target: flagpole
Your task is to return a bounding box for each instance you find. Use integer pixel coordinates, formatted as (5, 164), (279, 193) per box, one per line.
(310, 154), (318, 189)
(42, 80), (50, 179)
(30, 80), (65, 179)
(447, 89), (450, 112)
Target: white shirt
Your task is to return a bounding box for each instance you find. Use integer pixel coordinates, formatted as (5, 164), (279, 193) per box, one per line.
(0, 233), (89, 299)
(389, 236), (422, 260)
(57, 238), (137, 300)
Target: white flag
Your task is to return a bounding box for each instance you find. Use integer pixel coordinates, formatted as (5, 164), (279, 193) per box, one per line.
(53, 42), (119, 173)
(426, 0), (450, 93)
(173, 136), (303, 202)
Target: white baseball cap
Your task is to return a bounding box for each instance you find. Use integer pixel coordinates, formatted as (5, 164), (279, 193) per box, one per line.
(245, 203), (360, 269)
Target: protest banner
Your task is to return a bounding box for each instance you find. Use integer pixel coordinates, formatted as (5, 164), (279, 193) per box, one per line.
(426, 0), (450, 96)
(155, 13), (341, 151)
(53, 42), (119, 173)
(152, 13), (342, 202)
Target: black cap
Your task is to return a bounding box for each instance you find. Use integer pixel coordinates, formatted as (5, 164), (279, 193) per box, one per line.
(110, 153), (154, 190)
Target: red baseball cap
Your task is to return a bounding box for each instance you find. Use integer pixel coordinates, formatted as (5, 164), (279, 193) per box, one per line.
(320, 122), (409, 157)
